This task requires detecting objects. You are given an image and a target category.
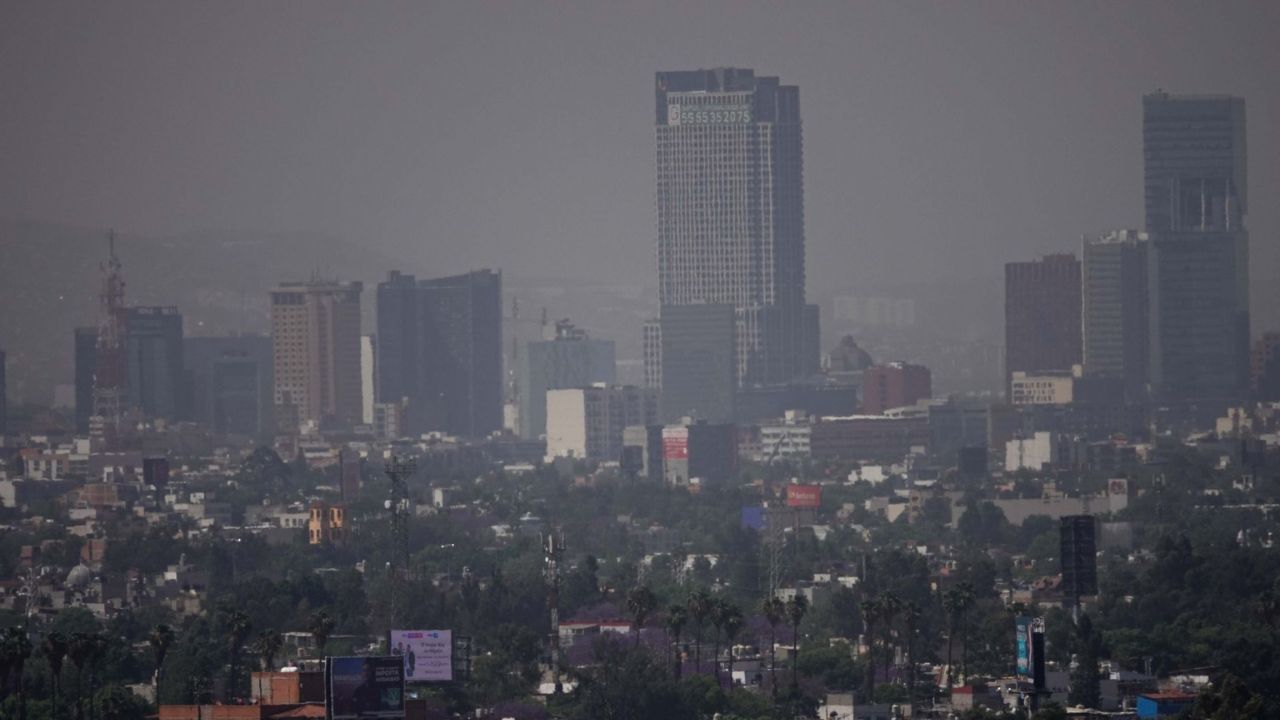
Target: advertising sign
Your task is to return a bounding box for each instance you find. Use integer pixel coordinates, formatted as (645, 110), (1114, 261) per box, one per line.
(662, 427), (689, 460)
(1015, 616), (1032, 677)
(389, 629), (453, 682)
(785, 484), (822, 509)
(327, 656), (404, 719)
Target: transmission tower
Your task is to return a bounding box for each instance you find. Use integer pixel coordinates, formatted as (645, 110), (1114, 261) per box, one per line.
(91, 230), (128, 447)
(543, 530), (565, 694)
(384, 455), (415, 628)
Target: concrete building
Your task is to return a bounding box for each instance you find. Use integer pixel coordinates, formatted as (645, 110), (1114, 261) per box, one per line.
(757, 414), (812, 461)
(1009, 370), (1076, 405)
(1004, 432), (1063, 472)
(518, 320), (615, 439)
(545, 385), (657, 462)
(1252, 333), (1280, 401)
(660, 421), (738, 486)
(809, 414), (929, 462)
(185, 335), (273, 438)
(270, 280), (364, 431)
(1144, 92), (1250, 409)
(360, 335), (375, 425)
(1082, 230), (1150, 402)
(660, 304), (736, 423)
(655, 67), (813, 386)
(643, 319), (661, 390)
(861, 362), (932, 414)
(375, 270), (502, 438)
(125, 306), (185, 422)
(0, 349), (6, 437)
(1004, 254), (1082, 391)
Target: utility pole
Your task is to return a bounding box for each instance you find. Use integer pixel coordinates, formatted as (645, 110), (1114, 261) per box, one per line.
(384, 455), (415, 629)
(543, 530), (565, 694)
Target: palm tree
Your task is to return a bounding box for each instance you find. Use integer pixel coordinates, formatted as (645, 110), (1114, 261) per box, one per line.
(307, 611), (335, 659)
(786, 593), (808, 691)
(761, 596), (786, 698)
(957, 582), (975, 685)
(44, 631), (68, 720)
(879, 591), (903, 690)
(720, 603), (744, 687)
(257, 629), (284, 671)
(686, 591), (712, 675)
(709, 598), (730, 684)
(68, 632), (94, 720)
(147, 625), (174, 703)
(3, 627), (32, 720)
(942, 589), (961, 688)
(859, 596), (881, 700)
(903, 601), (922, 713)
(625, 585), (658, 649)
(221, 610), (252, 702)
(664, 605), (687, 680)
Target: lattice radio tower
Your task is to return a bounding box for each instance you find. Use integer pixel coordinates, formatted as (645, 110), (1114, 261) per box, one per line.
(384, 455), (415, 628)
(542, 530), (565, 694)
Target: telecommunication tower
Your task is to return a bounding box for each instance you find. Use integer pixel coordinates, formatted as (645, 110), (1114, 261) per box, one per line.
(384, 455), (415, 627)
(542, 530), (565, 694)
(91, 230), (128, 446)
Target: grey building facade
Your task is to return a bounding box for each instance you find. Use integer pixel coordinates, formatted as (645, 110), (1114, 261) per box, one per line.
(518, 320), (615, 439)
(126, 306), (184, 422)
(1143, 93), (1249, 406)
(660, 303), (736, 424)
(1082, 231), (1149, 402)
(376, 269), (502, 438)
(655, 67), (812, 386)
(186, 335), (274, 437)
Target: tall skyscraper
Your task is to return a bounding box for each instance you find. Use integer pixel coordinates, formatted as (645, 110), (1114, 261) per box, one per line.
(517, 320), (616, 439)
(1143, 93), (1249, 406)
(270, 280), (364, 431)
(126, 306), (184, 421)
(1082, 231), (1149, 402)
(376, 270), (502, 438)
(186, 335), (273, 437)
(1004, 254), (1082, 391)
(0, 349), (6, 437)
(655, 67), (811, 386)
(660, 304), (736, 423)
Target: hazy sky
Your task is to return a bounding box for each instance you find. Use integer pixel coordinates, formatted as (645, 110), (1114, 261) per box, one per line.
(3, 1), (1278, 320)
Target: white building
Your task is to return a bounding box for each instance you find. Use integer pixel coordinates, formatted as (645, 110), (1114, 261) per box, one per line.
(1009, 370), (1075, 405)
(545, 385), (657, 462)
(1005, 432), (1061, 472)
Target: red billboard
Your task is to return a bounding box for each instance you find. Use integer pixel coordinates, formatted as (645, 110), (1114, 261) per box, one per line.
(662, 427), (688, 460)
(785, 484), (822, 509)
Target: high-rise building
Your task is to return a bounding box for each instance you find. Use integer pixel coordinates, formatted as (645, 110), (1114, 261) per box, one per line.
(270, 280), (364, 431)
(74, 327), (97, 434)
(655, 67), (811, 386)
(360, 335), (375, 425)
(126, 306), (184, 421)
(1143, 93), (1249, 406)
(862, 362), (932, 414)
(1004, 254), (1082, 390)
(1251, 333), (1280, 402)
(185, 335), (274, 437)
(1082, 231), (1149, 402)
(660, 304), (737, 424)
(545, 385), (657, 462)
(517, 320), (616, 439)
(0, 349), (6, 437)
(642, 319), (662, 390)
(376, 270), (502, 438)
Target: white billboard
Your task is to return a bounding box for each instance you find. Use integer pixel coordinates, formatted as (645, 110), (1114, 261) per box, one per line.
(389, 629), (452, 682)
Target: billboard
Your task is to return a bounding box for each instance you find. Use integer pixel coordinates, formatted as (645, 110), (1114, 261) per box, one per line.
(389, 629), (453, 682)
(327, 656), (404, 719)
(785, 484), (822, 509)
(662, 426), (688, 460)
(1014, 616), (1046, 690)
